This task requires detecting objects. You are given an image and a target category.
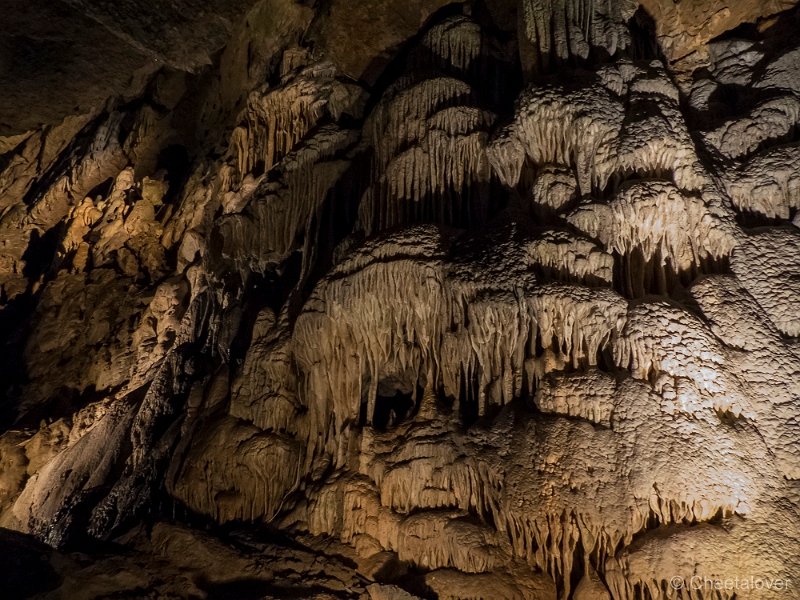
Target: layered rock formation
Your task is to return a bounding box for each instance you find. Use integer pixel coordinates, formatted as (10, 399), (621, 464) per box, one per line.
(1, 0), (799, 598)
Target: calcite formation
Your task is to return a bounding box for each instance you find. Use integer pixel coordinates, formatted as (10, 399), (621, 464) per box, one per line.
(0, 0), (799, 599)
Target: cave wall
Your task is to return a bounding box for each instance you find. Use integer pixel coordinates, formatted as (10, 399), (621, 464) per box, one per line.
(0, 0), (799, 598)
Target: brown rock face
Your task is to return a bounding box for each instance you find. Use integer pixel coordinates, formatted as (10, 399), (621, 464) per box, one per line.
(642, 0), (796, 68)
(312, 0), (455, 83)
(1, 1), (799, 598)
(0, 0), (261, 136)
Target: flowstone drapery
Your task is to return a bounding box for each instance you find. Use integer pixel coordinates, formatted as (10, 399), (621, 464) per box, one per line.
(1, 1), (799, 598)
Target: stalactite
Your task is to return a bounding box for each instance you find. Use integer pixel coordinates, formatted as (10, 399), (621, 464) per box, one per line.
(525, 230), (615, 285)
(365, 77), (475, 169)
(230, 62), (349, 179)
(3, 3), (800, 597)
(359, 76), (494, 235)
(487, 80), (624, 195)
(725, 145), (800, 219)
(421, 16), (484, 72)
(567, 181), (737, 276)
(292, 227), (629, 474)
(520, 0), (636, 67)
(523, 0), (621, 61)
(488, 64), (712, 198)
(215, 125), (358, 273)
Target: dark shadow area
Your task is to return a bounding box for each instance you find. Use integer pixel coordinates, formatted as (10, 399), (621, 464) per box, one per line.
(85, 176), (114, 202)
(704, 82), (761, 122)
(627, 6), (663, 62)
(735, 208), (799, 229)
(203, 579), (286, 600)
(612, 247), (730, 300)
(224, 255), (303, 369)
(21, 224), (62, 281)
(0, 222), (66, 426)
(156, 144), (192, 205)
(0, 528), (62, 598)
(0, 289), (36, 426)
(373, 390), (416, 431)
(21, 384), (113, 432)
(459, 370), (479, 427)
(294, 146), (373, 318)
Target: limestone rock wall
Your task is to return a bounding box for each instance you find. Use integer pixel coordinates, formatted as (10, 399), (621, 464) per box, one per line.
(0, 1), (799, 598)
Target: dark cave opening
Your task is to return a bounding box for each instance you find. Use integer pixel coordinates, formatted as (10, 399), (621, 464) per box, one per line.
(84, 176), (114, 202)
(156, 143), (192, 205)
(627, 6), (663, 62)
(372, 390), (417, 431)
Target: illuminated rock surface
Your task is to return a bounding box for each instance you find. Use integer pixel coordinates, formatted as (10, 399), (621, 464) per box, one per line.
(0, 1), (799, 598)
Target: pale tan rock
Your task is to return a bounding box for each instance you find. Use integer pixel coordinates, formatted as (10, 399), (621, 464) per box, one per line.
(0, 2), (799, 598)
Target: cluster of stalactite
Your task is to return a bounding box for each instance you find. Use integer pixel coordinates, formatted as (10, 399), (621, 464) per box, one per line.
(0, 2), (799, 599)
